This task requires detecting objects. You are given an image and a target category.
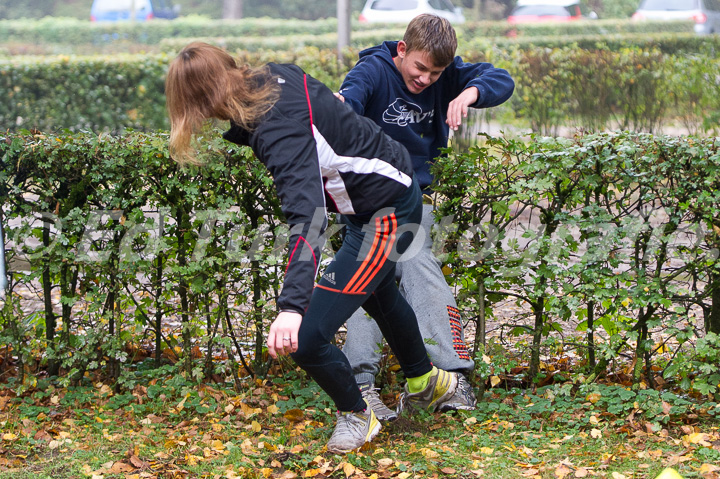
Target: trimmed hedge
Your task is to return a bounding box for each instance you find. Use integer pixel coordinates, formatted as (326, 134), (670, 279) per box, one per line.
(159, 28), (405, 54)
(464, 31), (720, 55)
(0, 16), (695, 48)
(3, 41), (720, 135)
(1, 131), (718, 391)
(1, 53), (170, 133)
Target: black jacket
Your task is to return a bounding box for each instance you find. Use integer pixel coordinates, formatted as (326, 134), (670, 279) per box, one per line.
(223, 63), (414, 315)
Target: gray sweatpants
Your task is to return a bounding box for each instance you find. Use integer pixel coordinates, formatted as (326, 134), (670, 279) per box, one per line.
(342, 203), (474, 385)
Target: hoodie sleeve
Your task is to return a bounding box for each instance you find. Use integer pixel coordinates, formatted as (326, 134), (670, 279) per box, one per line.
(337, 57), (380, 116)
(253, 121), (327, 316)
(446, 57), (515, 109)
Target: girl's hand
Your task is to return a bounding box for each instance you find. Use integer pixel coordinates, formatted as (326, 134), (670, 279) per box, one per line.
(267, 311), (303, 358)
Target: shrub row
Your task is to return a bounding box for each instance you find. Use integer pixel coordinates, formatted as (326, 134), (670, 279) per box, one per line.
(159, 28), (405, 54)
(432, 132), (720, 392)
(160, 31), (719, 57)
(1, 131), (718, 394)
(466, 31), (720, 56)
(3, 42), (720, 135)
(0, 16), (694, 47)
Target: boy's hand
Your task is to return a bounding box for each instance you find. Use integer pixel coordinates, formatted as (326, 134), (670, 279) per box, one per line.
(446, 87), (479, 131)
(267, 311), (302, 358)
(334, 92), (345, 102)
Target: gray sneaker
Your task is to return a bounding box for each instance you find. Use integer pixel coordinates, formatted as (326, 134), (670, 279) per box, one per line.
(359, 382), (398, 421)
(396, 367), (458, 415)
(438, 374), (477, 412)
(326, 399), (382, 454)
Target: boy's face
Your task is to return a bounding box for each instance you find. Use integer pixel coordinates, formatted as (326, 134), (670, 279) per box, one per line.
(393, 41), (448, 94)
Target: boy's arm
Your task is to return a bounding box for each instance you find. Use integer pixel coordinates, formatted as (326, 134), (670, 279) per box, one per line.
(257, 124), (327, 317)
(445, 57), (515, 130)
(337, 60), (380, 115)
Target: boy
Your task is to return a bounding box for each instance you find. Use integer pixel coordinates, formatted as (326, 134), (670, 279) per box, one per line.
(338, 14), (515, 419)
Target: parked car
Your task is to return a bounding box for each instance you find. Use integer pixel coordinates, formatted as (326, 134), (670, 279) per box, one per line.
(90, 0), (179, 22)
(358, 0), (465, 24)
(507, 0), (597, 24)
(631, 0), (720, 34)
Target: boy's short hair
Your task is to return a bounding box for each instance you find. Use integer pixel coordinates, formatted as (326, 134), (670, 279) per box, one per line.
(402, 14), (458, 67)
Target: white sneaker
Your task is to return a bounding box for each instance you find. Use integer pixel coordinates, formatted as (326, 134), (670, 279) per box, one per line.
(438, 374), (477, 411)
(326, 399), (382, 454)
(396, 367), (458, 414)
(359, 382), (398, 421)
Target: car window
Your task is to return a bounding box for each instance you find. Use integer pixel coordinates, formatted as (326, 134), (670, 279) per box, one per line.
(93, 0), (151, 12)
(511, 5), (573, 16)
(429, 0), (455, 12)
(705, 0), (720, 10)
(639, 0), (700, 9)
(370, 0), (419, 10)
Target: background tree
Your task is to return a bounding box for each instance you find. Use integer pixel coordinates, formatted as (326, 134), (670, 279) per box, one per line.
(223, 0), (243, 19)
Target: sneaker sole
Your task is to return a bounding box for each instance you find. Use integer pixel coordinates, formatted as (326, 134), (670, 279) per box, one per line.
(376, 411), (398, 421)
(326, 418), (382, 454)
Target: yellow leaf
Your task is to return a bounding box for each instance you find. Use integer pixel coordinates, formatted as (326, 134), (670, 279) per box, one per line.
(343, 462), (356, 477)
(589, 415), (599, 425)
(611, 473), (626, 479)
(251, 420), (262, 433)
(482, 355), (491, 364)
(175, 394), (189, 412)
(267, 404), (280, 414)
(685, 432), (712, 446)
(490, 376), (501, 387)
(654, 469), (684, 479)
(699, 464), (720, 474)
(283, 409), (304, 422)
(591, 428), (602, 439)
(420, 447), (440, 458)
(2, 433), (17, 441)
(480, 447), (494, 455)
(574, 468), (589, 478)
(397, 474), (412, 479)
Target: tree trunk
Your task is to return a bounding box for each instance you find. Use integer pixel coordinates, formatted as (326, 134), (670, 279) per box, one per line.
(223, 0), (243, 19)
(709, 269), (720, 334)
(587, 301), (595, 370)
(337, 0), (351, 65)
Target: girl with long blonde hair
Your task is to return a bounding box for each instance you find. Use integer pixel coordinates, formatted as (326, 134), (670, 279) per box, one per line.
(165, 42), (459, 454)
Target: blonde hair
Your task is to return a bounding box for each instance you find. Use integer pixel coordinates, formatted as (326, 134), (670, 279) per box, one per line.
(402, 14), (457, 67)
(165, 42), (280, 165)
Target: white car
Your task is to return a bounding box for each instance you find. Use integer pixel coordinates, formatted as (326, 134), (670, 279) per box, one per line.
(358, 0), (466, 24)
(632, 0), (720, 35)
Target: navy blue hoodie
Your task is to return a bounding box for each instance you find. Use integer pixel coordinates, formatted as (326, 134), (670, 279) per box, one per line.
(339, 41), (514, 191)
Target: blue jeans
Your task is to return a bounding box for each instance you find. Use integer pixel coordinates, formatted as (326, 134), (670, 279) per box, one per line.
(291, 178), (432, 412)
